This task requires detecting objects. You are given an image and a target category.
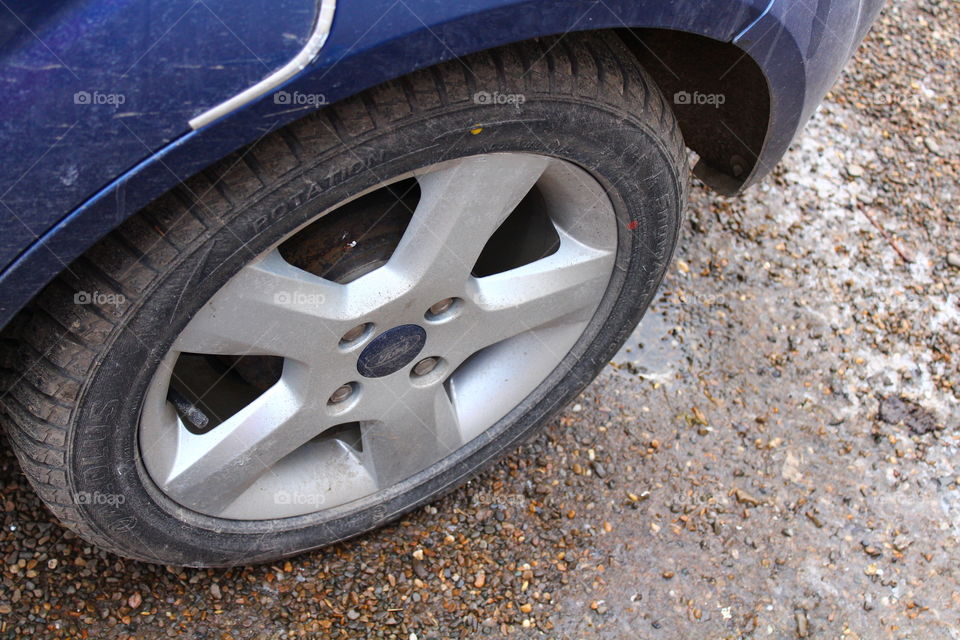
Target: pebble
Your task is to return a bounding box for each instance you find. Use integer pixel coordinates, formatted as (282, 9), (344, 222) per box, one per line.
(734, 488), (761, 507)
(847, 163), (865, 177)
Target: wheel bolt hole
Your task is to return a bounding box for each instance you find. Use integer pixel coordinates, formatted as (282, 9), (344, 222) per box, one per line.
(411, 356), (440, 377)
(328, 382), (357, 405)
(425, 298), (460, 321)
(339, 323), (373, 348)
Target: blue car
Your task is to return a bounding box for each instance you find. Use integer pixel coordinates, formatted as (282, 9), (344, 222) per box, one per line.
(0, 0), (882, 566)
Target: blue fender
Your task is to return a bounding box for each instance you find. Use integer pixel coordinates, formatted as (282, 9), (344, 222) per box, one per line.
(733, 0), (883, 187)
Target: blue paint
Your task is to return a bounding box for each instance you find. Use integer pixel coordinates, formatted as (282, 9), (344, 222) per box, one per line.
(0, 0), (316, 266)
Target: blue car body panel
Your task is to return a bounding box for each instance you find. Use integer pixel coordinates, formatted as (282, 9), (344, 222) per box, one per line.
(0, 0), (882, 328)
(0, 0), (316, 268)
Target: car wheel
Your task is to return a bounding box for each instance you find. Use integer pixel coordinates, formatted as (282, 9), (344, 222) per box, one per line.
(1, 32), (687, 566)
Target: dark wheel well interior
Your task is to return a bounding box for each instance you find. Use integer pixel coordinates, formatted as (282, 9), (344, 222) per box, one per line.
(616, 28), (771, 194)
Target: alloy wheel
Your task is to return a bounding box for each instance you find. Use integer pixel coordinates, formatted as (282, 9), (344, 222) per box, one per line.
(139, 152), (618, 519)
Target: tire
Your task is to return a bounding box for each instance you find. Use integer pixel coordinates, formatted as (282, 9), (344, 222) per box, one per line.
(0, 32), (687, 566)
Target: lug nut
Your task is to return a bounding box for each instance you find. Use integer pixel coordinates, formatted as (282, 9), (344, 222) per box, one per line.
(412, 357), (439, 377)
(428, 298), (456, 317)
(328, 383), (354, 404)
(340, 324), (368, 343)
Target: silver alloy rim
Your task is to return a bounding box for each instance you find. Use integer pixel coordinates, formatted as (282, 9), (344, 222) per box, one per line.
(139, 153), (618, 520)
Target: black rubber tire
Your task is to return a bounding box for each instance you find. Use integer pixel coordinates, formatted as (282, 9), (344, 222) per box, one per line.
(0, 32), (687, 566)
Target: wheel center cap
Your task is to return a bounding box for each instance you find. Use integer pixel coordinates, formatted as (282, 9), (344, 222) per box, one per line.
(357, 324), (427, 378)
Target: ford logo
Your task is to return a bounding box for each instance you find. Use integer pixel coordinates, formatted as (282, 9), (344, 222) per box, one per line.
(356, 324), (427, 378)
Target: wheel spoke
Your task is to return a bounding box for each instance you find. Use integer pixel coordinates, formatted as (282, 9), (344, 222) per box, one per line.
(387, 153), (550, 291)
(146, 373), (331, 515)
(362, 383), (463, 488)
(446, 322), (587, 442)
(460, 233), (614, 355)
(174, 250), (345, 359)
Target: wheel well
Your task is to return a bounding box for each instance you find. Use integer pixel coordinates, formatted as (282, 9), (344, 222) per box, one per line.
(616, 28), (771, 194)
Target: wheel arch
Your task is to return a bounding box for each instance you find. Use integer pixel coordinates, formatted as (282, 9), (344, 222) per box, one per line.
(0, 0), (790, 330)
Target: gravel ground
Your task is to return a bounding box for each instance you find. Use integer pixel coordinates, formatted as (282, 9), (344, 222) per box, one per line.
(1, 0), (958, 637)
